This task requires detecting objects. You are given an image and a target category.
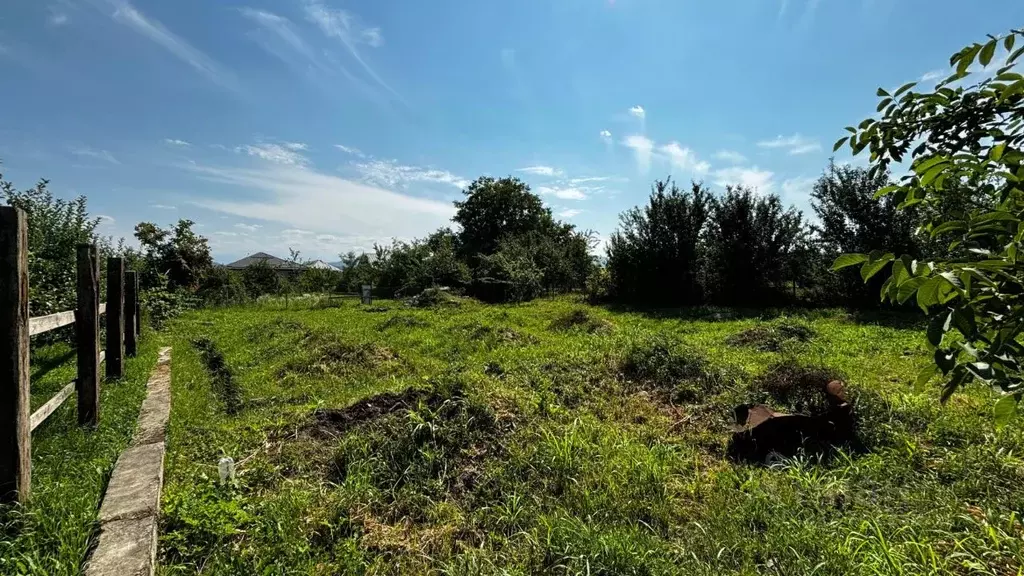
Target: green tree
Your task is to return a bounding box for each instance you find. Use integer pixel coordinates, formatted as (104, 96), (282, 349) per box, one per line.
(134, 220), (213, 291)
(453, 176), (554, 260)
(1, 171), (100, 316)
(811, 161), (920, 306)
(242, 260), (282, 298)
(703, 186), (808, 306)
(607, 179), (712, 305)
(834, 29), (1024, 419)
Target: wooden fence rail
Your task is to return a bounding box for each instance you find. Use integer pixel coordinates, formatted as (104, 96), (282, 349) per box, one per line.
(0, 206), (144, 503)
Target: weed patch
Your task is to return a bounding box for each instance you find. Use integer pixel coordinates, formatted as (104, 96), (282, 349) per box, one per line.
(751, 362), (844, 414)
(406, 287), (462, 309)
(727, 320), (815, 352)
(278, 334), (398, 377)
(379, 315), (429, 330)
(458, 321), (535, 347)
(549, 309), (613, 333)
(192, 337), (243, 414)
(620, 334), (732, 402)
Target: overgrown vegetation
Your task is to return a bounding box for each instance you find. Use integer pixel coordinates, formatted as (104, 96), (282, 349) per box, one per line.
(159, 298), (1024, 574)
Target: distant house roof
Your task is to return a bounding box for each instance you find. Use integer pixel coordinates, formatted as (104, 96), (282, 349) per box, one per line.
(224, 252), (306, 271)
(307, 259), (341, 271)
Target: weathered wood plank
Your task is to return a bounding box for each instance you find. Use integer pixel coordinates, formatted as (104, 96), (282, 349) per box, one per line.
(77, 244), (101, 426)
(105, 258), (124, 380)
(0, 206), (31, 503)
(124, 271), (138, 358)
(29, 310), (76, 336)
(30, 381), (75, 432)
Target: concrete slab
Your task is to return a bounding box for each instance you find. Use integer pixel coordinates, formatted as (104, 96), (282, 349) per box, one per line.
(85, 516), (157, 576)
(98, 442), (165, 523)
(133, 352), (171, 446)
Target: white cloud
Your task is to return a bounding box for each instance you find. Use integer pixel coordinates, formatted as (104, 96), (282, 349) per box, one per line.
(335, 144), (365, 157)
(622, 134), (654, 173)
(518, 165), (562, 177)
(558, 208), (582, 219)
(237, 143), (309, 166)
(660, 142), (710, 175)
(234, 223), (262, 232)
(570, 176), (611, 184)
(628, 105), (645, 120)
(48, 11), (69, 27)
(599, 130), (612, 141)
(920, 69), (944, 82)
(537, 186), (586, 200)
(109, 1), (236, 91)
(781, 176), (816, 203)
(150, 204), (176, 210)
(184, 162), (455, 248)
(71, 147), (119, 165)
(303, 0), (398, 98)
(164, 138), (191, 147)
(713, 150), (747, 164)
(713, 166), (775, 193)
(283, 142), (307, 151)
(352, 159), (469, 189)
(757, 133), (821, 155)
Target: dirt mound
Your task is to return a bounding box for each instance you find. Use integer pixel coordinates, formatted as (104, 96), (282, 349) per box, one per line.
(549, 309), (613, 333)
(314, 388), (435, 435)
(753, 363), (842, 414)
(192, 337), (243, 414)
(726, 320), (815, 352)
(379, 315), (429, 330)
(462, 322), (535, 346)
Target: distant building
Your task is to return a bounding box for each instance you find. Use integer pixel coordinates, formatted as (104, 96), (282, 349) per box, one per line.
(224, 252), (307, 275)
(307, 260), (341, 271)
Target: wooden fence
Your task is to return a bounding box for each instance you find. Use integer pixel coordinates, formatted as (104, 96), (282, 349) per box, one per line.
(0, 206), (143, 504)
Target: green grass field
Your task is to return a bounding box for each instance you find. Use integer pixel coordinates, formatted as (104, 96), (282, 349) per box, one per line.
(0, 335), (160, 576)
(158, 297), (1024, 575)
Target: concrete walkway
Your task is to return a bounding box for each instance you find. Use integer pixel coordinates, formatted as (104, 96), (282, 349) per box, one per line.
(85, 346), (172, 576)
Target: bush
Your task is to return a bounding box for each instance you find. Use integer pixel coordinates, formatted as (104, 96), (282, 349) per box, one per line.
(471, 240), (543, 303)
(242, 261), (282, 298)
(198, 267), (248, 306)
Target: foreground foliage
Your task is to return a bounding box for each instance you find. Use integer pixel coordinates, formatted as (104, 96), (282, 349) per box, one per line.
(160, 298), (1023, 575)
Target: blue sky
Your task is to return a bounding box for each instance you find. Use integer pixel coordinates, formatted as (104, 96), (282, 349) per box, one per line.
(1, 0), (1021, 262)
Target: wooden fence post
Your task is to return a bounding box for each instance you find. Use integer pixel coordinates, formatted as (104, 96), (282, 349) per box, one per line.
(134, 273), (141, 338)
(105, 258), (124, 380)
(76, 244), (100, 426)
(0, 207), (31, 503)
(124, 271), (138, 358)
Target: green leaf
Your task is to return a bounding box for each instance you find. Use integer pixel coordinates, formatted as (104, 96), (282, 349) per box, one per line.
(980, 39), (997, 67)
(896, 276), (927, 304)
(876, 98), (893, 112)
(934, 347), (957, 374)
(917, 276), (942, 312)
(913, 156), (948, 174)
(991, 143), (1007, 161)
(894, 82), (917, 96)
(876, 87), (890, 97)
(914, 364), (937, 392)
(1005, 34), (1016, 54)
(950, 307), (977, 338)
(930, 220), (967, 237)
(861, 253), (894, 282)
(873, 184), (900, 199)
(833, 136), (849, 152)
(994, 394), (1019, 427)
(831, 253), (869, 271)
(920, 163), (948, 186)
(927, 311), (950, 348)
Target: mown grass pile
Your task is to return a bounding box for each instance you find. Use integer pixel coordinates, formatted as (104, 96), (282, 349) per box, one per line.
(159, 298), (1024, 575)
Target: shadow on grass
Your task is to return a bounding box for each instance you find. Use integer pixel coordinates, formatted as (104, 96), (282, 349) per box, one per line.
(597, 302), (926, 329)
(30, 344), (77, 381)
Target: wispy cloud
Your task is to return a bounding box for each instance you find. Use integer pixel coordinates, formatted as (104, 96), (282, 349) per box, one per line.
(570, 176), (612, 185)
(781, 176), (816, 204)
(920, 70), (944, 82)
(714, 150), (747, 164)
(713, 166), (775, 193)
(151, 204), (177, 210)
(599, 130), (612, 141)
(234, 223), (262, 233)
(628, 105), (645, 120)
(623, 135), (654, 173)
(48, 10), (69, 27)
(303, 0), (399, 99)
(558, 208), (582, 219)
(352, 159), (469, 190)
(164, 138), (191, 147)
(518, 166), (563, 177)
(537, 186), (587, 201)
(757, 133), (821, 155)
(237, 142), (309, 166)
(660, 142), (710, 175)
(107, 1), (236, 91)
(71, 147), (119, 164)
(184, 162), (455, 248)
(335, 144), (365, 157)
